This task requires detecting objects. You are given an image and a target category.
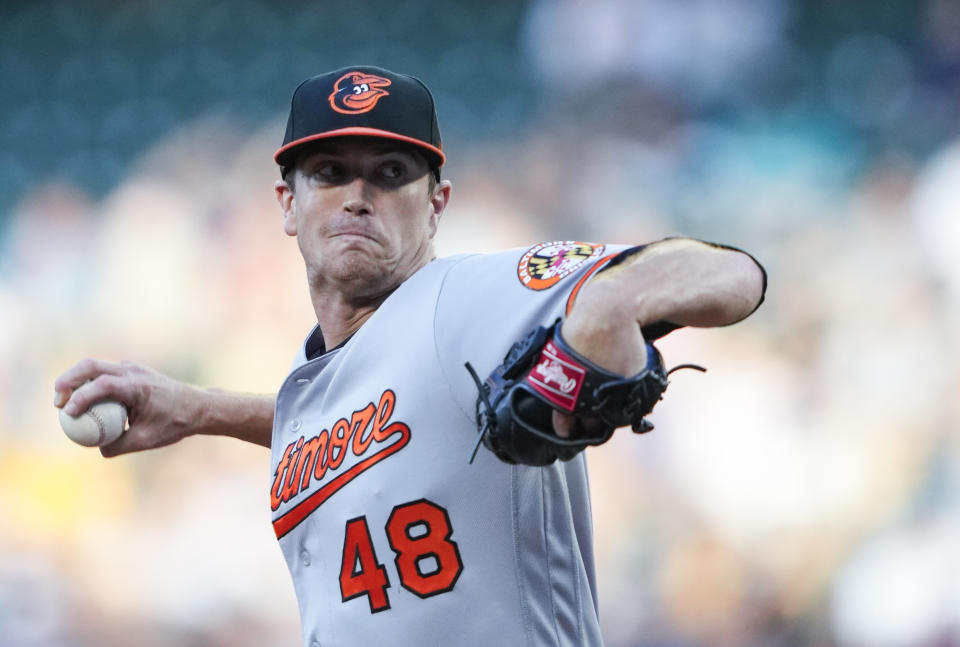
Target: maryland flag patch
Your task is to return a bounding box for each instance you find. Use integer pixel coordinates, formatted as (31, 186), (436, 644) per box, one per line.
(517, 241), (605, 290)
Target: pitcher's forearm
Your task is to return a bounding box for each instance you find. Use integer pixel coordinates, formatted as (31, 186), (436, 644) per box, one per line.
(55, 359), (276, 456)
(561, 238), (766, 376)
(589, 238), (765, 329)
(199, 389), (275, 448)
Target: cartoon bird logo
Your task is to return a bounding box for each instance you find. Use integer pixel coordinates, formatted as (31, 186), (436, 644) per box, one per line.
(328, 72), (392, 114)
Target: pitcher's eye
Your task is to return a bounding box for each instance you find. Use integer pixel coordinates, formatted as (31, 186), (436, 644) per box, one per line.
(380, 163), (404, 180)
(312, 163), (344, 181)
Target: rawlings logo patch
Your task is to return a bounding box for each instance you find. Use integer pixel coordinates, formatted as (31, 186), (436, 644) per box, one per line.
(328, 71), (392, 114)
(526, 340), (586, 411)
(536, 358), (577, 393)
(517, 241), (605, 290)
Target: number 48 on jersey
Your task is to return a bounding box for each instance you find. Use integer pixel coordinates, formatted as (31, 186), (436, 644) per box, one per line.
(340, 498), (463, 613)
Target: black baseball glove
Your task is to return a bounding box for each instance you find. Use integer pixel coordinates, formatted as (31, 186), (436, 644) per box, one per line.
(465, 320), (703, 466)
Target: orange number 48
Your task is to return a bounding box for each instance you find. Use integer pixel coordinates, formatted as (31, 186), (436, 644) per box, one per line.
(339, 499), (463, 613)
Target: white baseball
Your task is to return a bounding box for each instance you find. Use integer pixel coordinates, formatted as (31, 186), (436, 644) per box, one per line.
(59, 400), (128, 447)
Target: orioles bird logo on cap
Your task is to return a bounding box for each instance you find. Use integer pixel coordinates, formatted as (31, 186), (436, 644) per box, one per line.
(328, 71), (392, 114)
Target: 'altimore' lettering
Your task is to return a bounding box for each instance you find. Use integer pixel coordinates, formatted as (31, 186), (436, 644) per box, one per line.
(271, 389), (409, 511)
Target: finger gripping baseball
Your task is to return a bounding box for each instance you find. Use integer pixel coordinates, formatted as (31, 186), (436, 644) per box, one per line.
(466, 320), (683, 466)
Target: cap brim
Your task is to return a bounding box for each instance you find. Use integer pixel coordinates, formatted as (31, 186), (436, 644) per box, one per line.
(274, 127), (445, 169)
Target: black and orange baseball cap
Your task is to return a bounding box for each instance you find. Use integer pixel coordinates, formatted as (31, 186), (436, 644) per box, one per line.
(275, 65), (444, 176)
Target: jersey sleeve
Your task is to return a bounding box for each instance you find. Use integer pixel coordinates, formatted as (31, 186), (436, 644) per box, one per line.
(432, 241), (633, 423)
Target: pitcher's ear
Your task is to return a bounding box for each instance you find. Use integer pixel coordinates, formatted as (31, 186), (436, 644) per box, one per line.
(428, 179), (452, 237)
(275, 179), (297, 236)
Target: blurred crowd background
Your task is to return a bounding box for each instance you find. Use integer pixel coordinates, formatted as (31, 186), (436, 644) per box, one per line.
(1, 0), (959, 645)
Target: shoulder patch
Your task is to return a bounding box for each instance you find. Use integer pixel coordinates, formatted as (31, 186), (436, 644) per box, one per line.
(517, 241), (605, 290)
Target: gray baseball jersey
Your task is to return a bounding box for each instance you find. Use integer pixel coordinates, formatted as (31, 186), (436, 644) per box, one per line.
(269, 241), (631, 647)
